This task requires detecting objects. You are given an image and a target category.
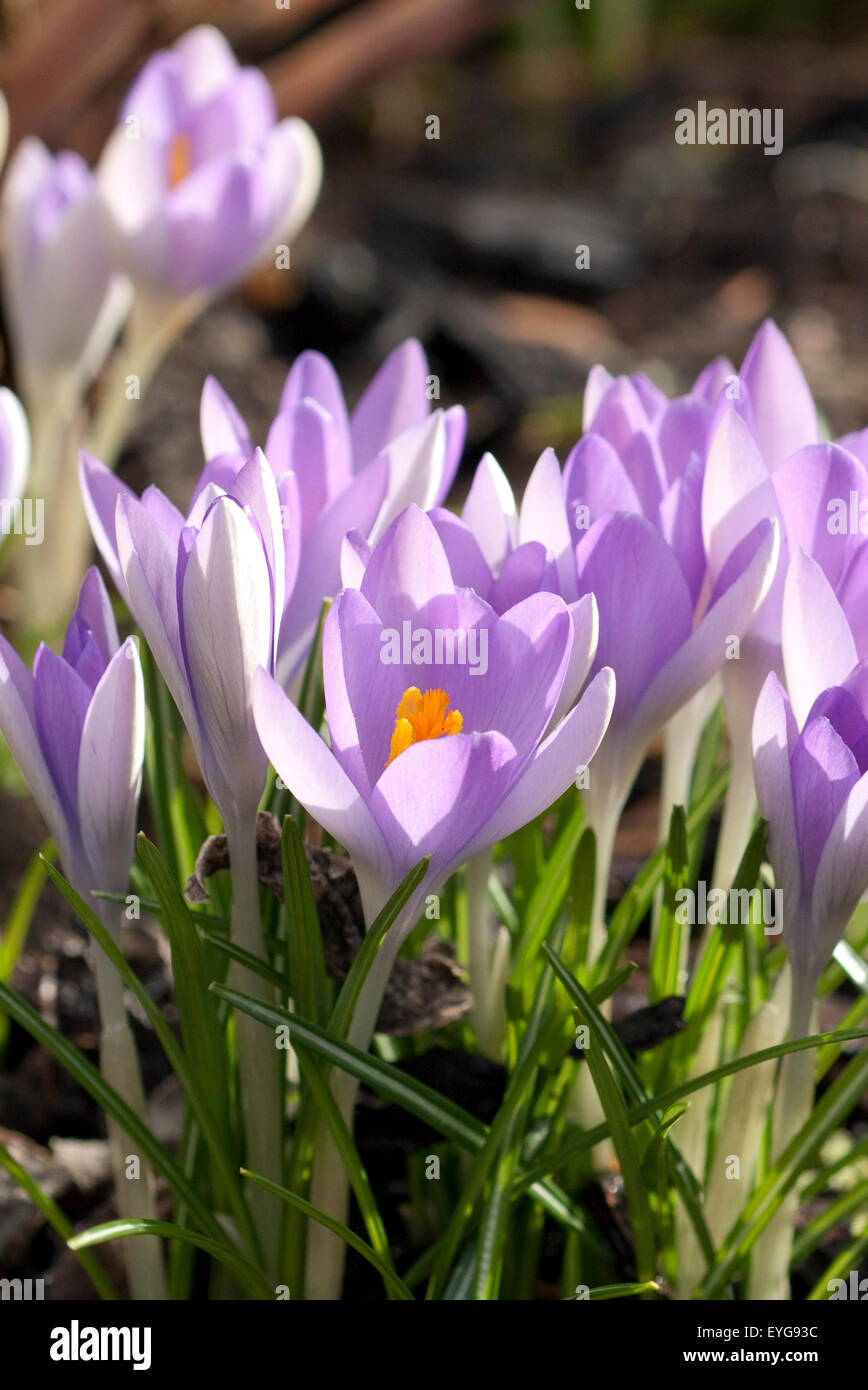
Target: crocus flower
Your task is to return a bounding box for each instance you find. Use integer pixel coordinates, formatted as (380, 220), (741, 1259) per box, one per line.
(344, 449), (597, 721)
(1, 137), (131, 410)
(754, 666), (868, 1003)
(97, 25), (321, 296)
(750, 663), (868, 1298)
(0, 566), (143, 898)
(0, 570), (165, 1296)
(574, 507), (779, 947)
(80, 447), (284, 832)
(253, 505), (615, 931)
(702, 318), (856, 886)
(199, 339), (466, 684)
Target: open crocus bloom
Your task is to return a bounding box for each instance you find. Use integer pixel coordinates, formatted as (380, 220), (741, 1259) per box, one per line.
(753, 667), (868, 997)
(1, 138), (131, 406)
(570, 356), (732, 608)
(0, 568), (143, 896)
(343, 450), (597, 721)
(80, 448), (284, 830)
(200, 340), (465, 685)
(573, 508), (779, 943)
(253, 506), (615, 930)
(98, 25), (321, 295)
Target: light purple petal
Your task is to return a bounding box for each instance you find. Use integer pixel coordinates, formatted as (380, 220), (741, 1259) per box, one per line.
(782, 549), (857, 728)
(461, 453), (518, 573)
(181, 497), (273, 818)
(577, 513), (694, 720)
(739, 319), (820, 470)
(464, 665), (616, 853)
(0, 634), (70, 864)
(752, 671), (801, 912)
(350, 339), (429, 471)
(636, 517), (779, 745)
(253, 666), (393, 918)
(77, 639), (144, 894)
(200, 376), (253, 462)
(519, 447), (576, 602)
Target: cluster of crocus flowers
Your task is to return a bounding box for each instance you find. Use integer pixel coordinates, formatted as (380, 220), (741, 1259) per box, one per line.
(0, 24), (322, 627)
(199, 338), (465, 685)
(0, 51), (865, 1300)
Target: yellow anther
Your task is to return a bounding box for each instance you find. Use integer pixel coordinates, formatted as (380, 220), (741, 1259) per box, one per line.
(386, 686), (463, 767)
(167, 134), (193, 188)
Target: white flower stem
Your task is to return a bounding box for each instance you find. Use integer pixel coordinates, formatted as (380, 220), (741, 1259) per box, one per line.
(676, 980), (788, 1298)
(226, 816), (283, 1279)
(16, 386), (91, 633)
(467, 848), (503, 1059)
(87, 290), (207, 471)
(712, 734), (757, 893)
(748, 980), (816, 1300)
(89, 897), (165, 1300)
(304, 918), (407, 1300)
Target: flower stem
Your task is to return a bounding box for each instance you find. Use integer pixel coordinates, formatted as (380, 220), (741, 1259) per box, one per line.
(748, 980), (816, 1300)
(304, 918), (407, 1300)
(90, 898), (165, 1300)
(87, 290), (207, 471)
(467, 848), (503, 1059)
(226, 816), (283, 1280)
(712, 733), (757, 893)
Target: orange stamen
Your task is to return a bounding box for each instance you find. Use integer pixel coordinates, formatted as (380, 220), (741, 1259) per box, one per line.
(167, 134), (193, 189)
(386, 686), (463, 767)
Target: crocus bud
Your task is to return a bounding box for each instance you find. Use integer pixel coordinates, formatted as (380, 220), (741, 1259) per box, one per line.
(97, 25), (321, 296)
(0, 567), (143, 897)
(81, 447), (285, 832)
(1, 138), (131, 409)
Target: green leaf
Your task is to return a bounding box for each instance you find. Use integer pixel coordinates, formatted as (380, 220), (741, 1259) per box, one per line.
(329, 857), (429, 1040)
(568, 1279), (661, 1301)
(0, 841), (53, 1056)
(69, 1219), (272, 1299)
(596, 767), (729, 979)
(0, 1140), (116, 1300)
(213, 981), (597, 1243)
(281, 816), (330, 1030)
(511, 800), (585, 976)
(41, 855), (257, 1259)
(0, 979), (230, 1252)
(293, 1048), (399, 1297)
(699, 1044), (868, 1296)
(544, 945), (656, 1288)
(543, 942), (715, 1270)
(240, 1168), (414, 1300)
(515, 1025), (868, 1192)
(649, 804), (689, 1004)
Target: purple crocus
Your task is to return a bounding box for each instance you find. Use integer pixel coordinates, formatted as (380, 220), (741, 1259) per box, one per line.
(97, 25), (321, 295)
(343, 449), (599, 721)
(253, 504), (615, 932)
(0, 569), (165, 1296)
(750, 662), (868, 1298)
(702, 321), (857, 885)
(753, 667), (868, 1002)
(79, 447), (285, 832)
(0, 566), (143, 897)
(1, 137), (131, 407)
(253, 503), (614, 1296)
(574, 507), (778, 945)
(199, 339), (465, 684)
